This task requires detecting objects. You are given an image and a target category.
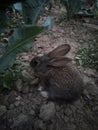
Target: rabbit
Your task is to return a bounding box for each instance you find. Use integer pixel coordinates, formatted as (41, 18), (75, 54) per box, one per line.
(30, 44), (84, 103)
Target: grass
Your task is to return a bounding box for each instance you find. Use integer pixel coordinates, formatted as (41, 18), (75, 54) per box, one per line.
(75, 41), (98, 71)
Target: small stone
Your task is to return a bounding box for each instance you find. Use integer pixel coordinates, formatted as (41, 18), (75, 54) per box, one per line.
(0, 105), (7, 116)
(21, 55), (30, 61)
(21, 85), (29, 94)
(19, 52), (27, 56)
(65, 108), (72, 116)
(29, 110), (35, 115)
(34, 120), (46, 130)
(95, 79), (98, 86)
(16, 79), (23, 92)
(12, 114), (28, 128)
(1, 38), (8, 43)
(64, 116), (69, 122)
(79, 39), (84, 43)
(16, 96), (22, 101)
(0, 33), (5, 36)
(30, 78), (39, 85)
(14, 101), (20, 107)
(18, 101), (24, 106)
(21, 70), (31, 79)
(82, 18), (90, 23)
(9, 104), (14, 109)
(84, 68), (96, 77)
(39, 102), (55, 121)
(74, 100), (82, 109)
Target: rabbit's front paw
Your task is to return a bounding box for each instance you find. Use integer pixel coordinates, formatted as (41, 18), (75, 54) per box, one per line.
(38, 86), (49, 98)
(40, 91), (49, 98)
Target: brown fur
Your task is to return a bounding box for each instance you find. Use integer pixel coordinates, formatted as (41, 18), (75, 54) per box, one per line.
(30, 44), (84, 103)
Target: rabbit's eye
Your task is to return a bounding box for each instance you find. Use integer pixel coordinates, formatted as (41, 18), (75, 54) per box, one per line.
(34, 60), (39, 66)
(30, 59), (40, 67)
(34, 60), (40, 66)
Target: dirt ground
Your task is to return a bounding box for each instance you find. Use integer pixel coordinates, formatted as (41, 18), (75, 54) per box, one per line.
(0, 6), (98, 130)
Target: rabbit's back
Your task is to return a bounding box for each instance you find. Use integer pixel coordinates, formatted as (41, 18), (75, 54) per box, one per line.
(40, 63), (84, 102)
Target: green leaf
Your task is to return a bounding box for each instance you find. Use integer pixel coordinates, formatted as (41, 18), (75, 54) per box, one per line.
(3, 70), (13, 89)
(93, 0), (98, 16)
(61, 0), (82, 18)
(22, 0), (50, 24)
(0, 25), (46, 71)
(0, 10), (8, 33)
(61, 0), (95, 18)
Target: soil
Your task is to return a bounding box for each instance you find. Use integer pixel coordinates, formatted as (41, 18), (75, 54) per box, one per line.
(0, 5), (98, 130)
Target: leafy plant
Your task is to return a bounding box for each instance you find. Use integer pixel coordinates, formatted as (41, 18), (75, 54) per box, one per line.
(93, 0), (98, 16)
(0, 0), (51, 32)
(75, 41), (98, 70)
(0, 62), (28, 89)
(0, 0), (53, 72)
(0, 0), (25, 33)
(2, 70), (13, 89)
(0, 0), (53, 89)
(0, 25), (47, 71)
(60, 0), (97, 18)
(60, 0), (83, 18)
(22, 0), (51, 24)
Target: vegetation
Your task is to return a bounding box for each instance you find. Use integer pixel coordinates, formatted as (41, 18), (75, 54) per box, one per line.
(0, 0), (53, 71)
(61, 0), (98, 18)
(76, 41), (98, 71)
(0, 0), (53, 88)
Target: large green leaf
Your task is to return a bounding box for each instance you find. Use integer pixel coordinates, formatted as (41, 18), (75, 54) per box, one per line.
(0, 25), (46, 71)
(61, 0), (96, 18)
(93, 0), (98, 15)
(0, 10), (8, 33)
(61, 0), (82, 12)
(22, 0), (51, 24)
(3, 70), (13, 89)
(67, 0), (82, 18)
(0, 0), (51, 32)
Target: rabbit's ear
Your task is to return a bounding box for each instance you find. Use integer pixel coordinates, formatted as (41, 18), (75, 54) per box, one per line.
(48, 57), (72, 67)
(48, 44), (71, 58)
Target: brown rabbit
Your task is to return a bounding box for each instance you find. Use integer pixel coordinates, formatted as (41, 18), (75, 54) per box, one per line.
(30, 44), (84, 103)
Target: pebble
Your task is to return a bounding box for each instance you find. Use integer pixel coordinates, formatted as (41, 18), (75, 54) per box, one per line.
(14, 101), (20, 107)
(1, 38), (8, 43)
(12, 114), (29, 128)
(16, 96), (22, 101)
(39, 102), (55, 121)
(9, 104), (14, 109)
(34, 119), (46, 130)
(29, 110), (35, 115)
(21, 85), (29, 94)
(15, 79), (23, 92)
(30, 78), (39, 85)
(0, 105), (7, 116)
(21, 70), (31, 79)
